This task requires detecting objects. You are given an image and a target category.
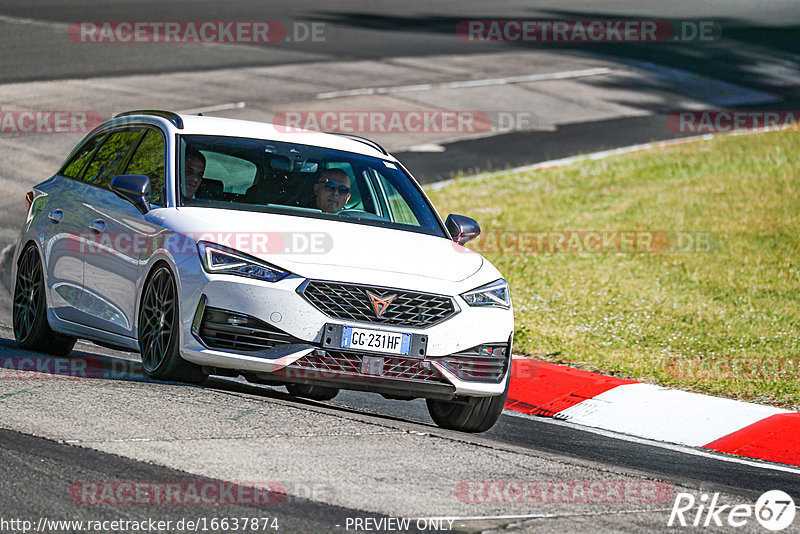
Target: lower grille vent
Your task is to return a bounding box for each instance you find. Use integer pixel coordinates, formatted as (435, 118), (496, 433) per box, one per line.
(198, 307), (299, 352)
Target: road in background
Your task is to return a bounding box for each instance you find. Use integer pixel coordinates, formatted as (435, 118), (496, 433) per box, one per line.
(0, 0), (797, 180)
(0, 0), (798, 82)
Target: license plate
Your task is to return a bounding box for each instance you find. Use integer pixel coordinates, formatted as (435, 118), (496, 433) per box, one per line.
(341, 326), (412, 356)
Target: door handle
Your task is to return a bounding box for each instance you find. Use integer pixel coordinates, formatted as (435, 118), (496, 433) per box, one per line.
(48, 210), (63, 223)
(89, 219), (106, 234)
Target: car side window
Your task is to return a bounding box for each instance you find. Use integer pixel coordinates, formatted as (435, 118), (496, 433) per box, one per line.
(61, 133), (107, 179)
(370, 169), (421, 226)
(202, 151), (257, 194)
(80, 128), (144, 188)
(125, 129), (166, 206)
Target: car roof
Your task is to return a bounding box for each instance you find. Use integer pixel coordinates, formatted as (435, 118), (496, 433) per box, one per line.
(111, 112), (395, 161)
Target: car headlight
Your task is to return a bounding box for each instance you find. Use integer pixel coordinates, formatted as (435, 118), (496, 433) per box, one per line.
(197, 241), (288, 282)
(461, 279), (511, 309)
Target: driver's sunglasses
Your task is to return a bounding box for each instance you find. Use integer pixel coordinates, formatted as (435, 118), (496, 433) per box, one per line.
(319, 180), (350, 195)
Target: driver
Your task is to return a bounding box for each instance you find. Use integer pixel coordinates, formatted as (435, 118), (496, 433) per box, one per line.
(313, 168), (351, 213)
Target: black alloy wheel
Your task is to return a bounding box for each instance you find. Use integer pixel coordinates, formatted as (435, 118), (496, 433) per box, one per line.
(138, 264), (207, 384)
(13, 244), (75, 356)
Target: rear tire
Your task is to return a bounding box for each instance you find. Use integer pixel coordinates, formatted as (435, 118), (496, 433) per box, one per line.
(13, 244), (76, 356)
(286, 383), (339, 401)
(426, 378), (508, 433)
(138, 264), (207, 385)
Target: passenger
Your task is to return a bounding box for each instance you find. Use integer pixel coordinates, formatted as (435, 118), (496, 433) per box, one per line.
(313, 168), (351, 213)
(184, 147), (206, 198)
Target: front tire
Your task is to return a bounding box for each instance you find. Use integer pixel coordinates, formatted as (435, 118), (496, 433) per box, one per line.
(426, 379), (508, 433)
(13, 244), (75, 356)
(138, 264), (207, 384)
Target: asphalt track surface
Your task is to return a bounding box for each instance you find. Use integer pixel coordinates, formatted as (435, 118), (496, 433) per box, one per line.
(0, 322), (797, 531)
(0, 428), (409, 534)
(0, 1), (799, 531)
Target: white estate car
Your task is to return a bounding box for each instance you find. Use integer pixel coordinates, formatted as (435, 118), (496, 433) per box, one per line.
(12, 111), (513, 432)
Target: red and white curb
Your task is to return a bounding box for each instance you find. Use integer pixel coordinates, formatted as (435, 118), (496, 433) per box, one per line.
(504, 357), (800, 467)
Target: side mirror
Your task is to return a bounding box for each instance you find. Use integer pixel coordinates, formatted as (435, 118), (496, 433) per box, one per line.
(446, 214), (481, 245)
(110, 174), (151, 215)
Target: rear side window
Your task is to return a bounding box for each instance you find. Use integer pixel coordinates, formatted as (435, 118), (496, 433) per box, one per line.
(125, 129), (166, 206)
(61, 133), (106, 178)
(202, 151), (257, 194)
(81, 129), (143, 188)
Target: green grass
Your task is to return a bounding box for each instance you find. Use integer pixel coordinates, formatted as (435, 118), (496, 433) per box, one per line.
(427, 130), (800, 409)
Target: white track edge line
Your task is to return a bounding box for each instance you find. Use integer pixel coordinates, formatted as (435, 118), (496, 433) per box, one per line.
(502, 409), (800, 475)
(316, 67), (614, 99)
(0, 14), (68, 31)
(177, 101), (247, 115)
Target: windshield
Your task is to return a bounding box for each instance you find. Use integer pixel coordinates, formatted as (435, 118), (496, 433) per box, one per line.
(177, 135), (445, 237)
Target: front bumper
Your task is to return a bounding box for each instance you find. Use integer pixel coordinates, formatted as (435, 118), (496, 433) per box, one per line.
(176, 271), (513, 399)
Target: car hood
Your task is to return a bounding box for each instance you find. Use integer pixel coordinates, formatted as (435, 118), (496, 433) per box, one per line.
(165, 208), (483, 282)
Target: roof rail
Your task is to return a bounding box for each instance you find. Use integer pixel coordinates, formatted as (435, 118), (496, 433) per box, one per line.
(330, 133), (388, 155)
(114, 110), (184, 129)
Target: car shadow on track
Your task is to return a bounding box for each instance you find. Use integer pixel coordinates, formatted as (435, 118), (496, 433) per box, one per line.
(0, 335), (438, 429)
(0, 336), (152, 382)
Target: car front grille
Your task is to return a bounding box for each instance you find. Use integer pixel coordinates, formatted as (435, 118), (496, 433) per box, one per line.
(438, 344), (509, 383)
(298, 280), (457, 328)
(285, 351), (448, 384)
(198, 307), (300, 352)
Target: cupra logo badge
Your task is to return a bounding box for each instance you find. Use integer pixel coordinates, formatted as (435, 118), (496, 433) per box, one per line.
(367, 291), (396, 317)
